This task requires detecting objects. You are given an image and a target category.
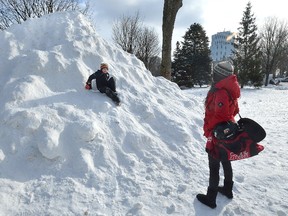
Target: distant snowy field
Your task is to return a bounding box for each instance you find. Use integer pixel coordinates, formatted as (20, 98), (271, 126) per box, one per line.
(0, 12), (287, 216)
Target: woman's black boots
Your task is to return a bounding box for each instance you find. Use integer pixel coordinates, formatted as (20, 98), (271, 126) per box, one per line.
(218, 180), (234, 199)
(196, 187), (217, 209)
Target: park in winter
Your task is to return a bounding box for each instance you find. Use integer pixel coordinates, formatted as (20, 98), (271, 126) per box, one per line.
(0, 1), (288, 215)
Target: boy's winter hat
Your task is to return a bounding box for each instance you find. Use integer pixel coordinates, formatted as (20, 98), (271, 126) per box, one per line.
(213, 61), (234, 77)
(100, 63), (108, 70)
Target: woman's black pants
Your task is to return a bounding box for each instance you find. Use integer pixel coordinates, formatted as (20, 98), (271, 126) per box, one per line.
(208, 154), (233, 190)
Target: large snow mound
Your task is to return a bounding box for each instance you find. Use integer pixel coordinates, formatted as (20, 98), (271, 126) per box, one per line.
(0, 11), (205, 215)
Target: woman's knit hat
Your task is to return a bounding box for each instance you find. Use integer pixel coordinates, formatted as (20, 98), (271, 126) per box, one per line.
(214, 61), (234, 77)
(100, 63), (108, 70)
(213, 61), (234, 83)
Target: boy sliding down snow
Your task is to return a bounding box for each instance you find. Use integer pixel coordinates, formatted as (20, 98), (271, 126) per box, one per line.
(85, 63), (121, 105)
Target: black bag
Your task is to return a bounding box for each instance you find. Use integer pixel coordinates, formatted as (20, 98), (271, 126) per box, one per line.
(213, 121), (239, 140)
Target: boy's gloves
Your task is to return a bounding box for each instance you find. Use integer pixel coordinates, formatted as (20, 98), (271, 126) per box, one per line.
(85, 82), (92, 90)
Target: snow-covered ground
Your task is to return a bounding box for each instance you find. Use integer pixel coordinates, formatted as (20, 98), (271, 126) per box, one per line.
(0, 11), (287, 216)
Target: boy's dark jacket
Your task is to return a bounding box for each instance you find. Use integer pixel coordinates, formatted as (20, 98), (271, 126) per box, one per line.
(87, 70), (110, 91)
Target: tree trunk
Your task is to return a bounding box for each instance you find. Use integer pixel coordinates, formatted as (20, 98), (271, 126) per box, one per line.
(161, 0), (183, 80)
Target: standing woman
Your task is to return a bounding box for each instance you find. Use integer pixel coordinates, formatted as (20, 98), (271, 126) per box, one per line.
(196, 61), (240, 208)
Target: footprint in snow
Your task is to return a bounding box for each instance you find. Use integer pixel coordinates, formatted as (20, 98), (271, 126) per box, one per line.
(166, 204), (176, 214)
(177, 184), (187, 194)
(126, 203), (143, 216)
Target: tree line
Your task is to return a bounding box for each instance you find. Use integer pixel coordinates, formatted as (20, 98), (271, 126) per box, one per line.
(233, 2), (288, 87)
(111, 1), (288, 88)
(172, 2), (288, 88)
(1, 1), (287, 88)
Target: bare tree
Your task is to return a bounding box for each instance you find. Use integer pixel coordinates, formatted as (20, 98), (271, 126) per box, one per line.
(148, 56), (161, 76)
(112, 12), (160, 71)
(0, 0), (89, 30)
(135, 26), (160, 70)
(161, 0), (182, 80)
(259, 17), (288, 86)
(112, 12), (142, 54)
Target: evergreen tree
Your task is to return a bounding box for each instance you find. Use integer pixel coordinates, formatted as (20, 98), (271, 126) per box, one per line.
(172, 41), (188, 86)
(172, 23), (211, 88)
(232, 1), (263, 88)
(172, 41), (182, 70)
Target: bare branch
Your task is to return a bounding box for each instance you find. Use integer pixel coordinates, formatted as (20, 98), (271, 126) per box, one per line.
(0, 0), (90, 30)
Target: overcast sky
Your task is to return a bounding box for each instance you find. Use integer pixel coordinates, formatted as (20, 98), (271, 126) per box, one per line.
(89, 0), (288, 50)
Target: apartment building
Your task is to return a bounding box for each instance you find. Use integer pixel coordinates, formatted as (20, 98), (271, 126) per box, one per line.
(210, 31), (235, 62)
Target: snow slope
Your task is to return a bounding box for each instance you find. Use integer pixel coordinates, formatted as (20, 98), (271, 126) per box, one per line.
(0, 11), (287, 216)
